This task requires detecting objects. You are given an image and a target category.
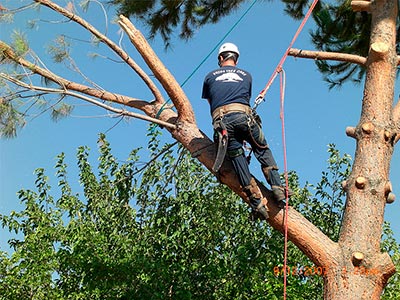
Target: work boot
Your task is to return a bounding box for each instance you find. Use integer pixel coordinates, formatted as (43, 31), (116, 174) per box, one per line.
(251, 202), (269, 220)
(243, 178), (269, 220)
(271, 185), (293, 208)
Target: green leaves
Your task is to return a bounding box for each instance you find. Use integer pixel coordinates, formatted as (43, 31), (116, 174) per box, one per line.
(311, 1), (370, 88)
(292, 144), (351, 241)
(10, 31), (29, 57)
(1, 133), (399, 299)
(47, 35), (71, 64)
(0, 96), (25, 138)
(111, 0), (243, 47)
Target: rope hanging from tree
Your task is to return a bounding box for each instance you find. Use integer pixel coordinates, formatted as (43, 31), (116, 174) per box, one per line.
(152, 1), (319, 298)
(253, 1), (319, 299)
(253, 0), (320, 110)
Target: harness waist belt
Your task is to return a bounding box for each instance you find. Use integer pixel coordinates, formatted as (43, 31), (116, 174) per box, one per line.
(212, 103), (252, 121)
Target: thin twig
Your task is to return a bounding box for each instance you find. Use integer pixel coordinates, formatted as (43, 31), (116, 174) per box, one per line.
(0, 41), (150, 110)
(1, 73), (177, 129)
(132, 141), (179, 176)
(34, 0), (164, 104)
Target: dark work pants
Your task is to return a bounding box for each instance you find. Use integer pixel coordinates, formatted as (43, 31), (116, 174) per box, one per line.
(217, 112), (281, 188)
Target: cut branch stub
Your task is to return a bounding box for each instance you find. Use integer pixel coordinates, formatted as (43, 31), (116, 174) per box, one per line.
(352, 252), (365, 266)
(387, 192), (396, 204)
(341, 180), (348, 191)
(351, 1), (372, 12)
(370, 42), (390, 60)
(384, 181), (393, 196)
(346, 126), (357, 138)
(355, 176), (367, 189)
(361, 122), (374, 134)
(384, 130), (391, 141)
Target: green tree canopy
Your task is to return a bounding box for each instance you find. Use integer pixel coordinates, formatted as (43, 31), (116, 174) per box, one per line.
(1, 132), (399, 299)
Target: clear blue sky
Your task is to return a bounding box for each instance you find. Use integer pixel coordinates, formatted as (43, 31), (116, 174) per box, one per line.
(1, 0), (399, 253)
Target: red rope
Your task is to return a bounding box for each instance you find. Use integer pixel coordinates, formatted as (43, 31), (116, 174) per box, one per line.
(255, 0), (319, 102)
(254, 1), (320, 299)
(279, 69), (290, 300)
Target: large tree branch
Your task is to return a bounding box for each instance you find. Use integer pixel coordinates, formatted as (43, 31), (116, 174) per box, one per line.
(258, 183), (341, 267)
(289, 48), (400, 66)
(288, 48), (367, 65)
(2, 5), (338, 271)
(0, 41), (164, 117)
(118, 15), (196, 124)
(113, 16), (338, 268)
(34, 0), (165, 105)
(0, 73), (177, 130)
(177, 125), (340, 268)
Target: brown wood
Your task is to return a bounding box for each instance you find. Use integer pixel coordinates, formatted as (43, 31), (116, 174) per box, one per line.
(361, 122), (374, 134)
(352, 252), (365, 266)
(351, 1), (372, 12)
(355, 177), (367, 189)
(1, 1), (399, 299)
(387, 193), (396, 204)
(346, 126), (357, 138)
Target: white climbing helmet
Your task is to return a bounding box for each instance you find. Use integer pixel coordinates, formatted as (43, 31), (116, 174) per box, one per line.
(218, 42), (240, 57)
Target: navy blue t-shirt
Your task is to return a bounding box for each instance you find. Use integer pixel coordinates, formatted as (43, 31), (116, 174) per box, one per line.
(202, 66), (252, 113)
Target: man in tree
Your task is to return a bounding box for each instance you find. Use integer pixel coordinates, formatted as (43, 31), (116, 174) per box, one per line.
(202, 42), (290, 220)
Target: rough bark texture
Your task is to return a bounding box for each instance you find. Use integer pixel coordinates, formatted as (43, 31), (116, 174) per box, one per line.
(2, 1), (399, 299)
(289, 48), (367, 65)
(324, 0), (398, 298)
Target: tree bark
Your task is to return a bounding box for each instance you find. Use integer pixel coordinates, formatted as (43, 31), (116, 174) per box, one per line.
(289, 48), (367, 66)
(2, 1), (398, 299)
(324, 0), (397, 298)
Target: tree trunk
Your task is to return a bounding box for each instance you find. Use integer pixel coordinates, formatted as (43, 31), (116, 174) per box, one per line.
(323, 1), (397, 298)
(3, 1), (399, 298)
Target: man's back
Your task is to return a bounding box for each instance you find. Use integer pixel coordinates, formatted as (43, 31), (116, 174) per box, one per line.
(202, 65), (252, 113)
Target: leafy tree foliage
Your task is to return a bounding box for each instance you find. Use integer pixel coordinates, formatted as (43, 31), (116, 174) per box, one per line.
(109, 0), (245, 47)
(311, 2), (371, 88)
(0, 132), (399, 299)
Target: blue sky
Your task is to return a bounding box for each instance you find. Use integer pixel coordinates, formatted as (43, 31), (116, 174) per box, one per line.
(0, 0), (399, 253)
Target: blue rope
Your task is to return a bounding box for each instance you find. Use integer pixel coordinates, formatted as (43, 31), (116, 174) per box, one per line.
(153, 0), (258, 123)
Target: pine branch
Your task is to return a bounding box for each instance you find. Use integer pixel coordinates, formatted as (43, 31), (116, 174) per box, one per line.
(118, 15), (196, 124)
(0, 73), (177, 130)
(34, 0), (165, 105)
(0, 41), (153, 112)
(289, 48), (367, 65)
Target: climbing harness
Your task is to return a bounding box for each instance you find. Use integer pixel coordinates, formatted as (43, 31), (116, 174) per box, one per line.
(211, 103), (253, 172)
